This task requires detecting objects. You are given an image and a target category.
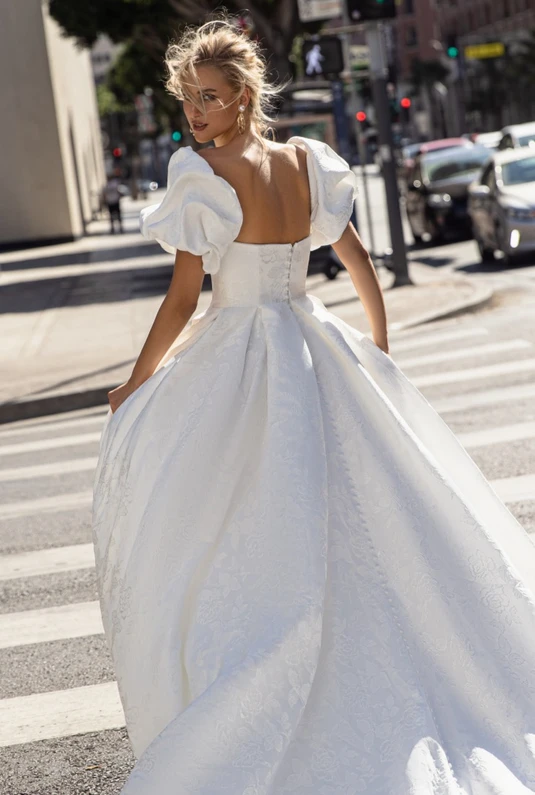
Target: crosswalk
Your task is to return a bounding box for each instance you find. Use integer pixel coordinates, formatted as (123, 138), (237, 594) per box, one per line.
(1, 320), (535, 789)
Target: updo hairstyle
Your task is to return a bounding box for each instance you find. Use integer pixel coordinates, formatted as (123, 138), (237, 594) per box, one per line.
(164, 17), (289, 137)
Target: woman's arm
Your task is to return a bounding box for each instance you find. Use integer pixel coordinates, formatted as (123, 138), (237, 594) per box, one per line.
(108, 249), (205, 413)
(332, 222), (389, 354)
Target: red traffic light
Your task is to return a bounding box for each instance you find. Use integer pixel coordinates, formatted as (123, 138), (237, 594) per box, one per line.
(356, 111), (367, 122)
(112, 147), (123, 158)
(400, 97), (411, 109)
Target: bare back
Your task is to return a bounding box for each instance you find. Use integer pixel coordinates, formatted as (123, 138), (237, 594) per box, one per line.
(199, 141), (312, 246)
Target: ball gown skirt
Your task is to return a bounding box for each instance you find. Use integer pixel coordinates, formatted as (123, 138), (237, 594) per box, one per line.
(92, 138), (535, 794)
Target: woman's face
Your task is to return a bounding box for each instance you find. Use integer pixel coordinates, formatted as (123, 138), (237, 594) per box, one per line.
(181, 64), (248, 145)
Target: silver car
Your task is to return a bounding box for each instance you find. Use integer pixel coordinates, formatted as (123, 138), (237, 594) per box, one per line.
(468, 147), (535, 265)
(497, 121), (535, 150)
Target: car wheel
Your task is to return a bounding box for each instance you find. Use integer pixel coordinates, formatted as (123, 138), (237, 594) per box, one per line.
(426, 216), (443, 244)
(502, 250), (517, 268)
(408, 219), (422, 245)
(476, 237), (495, 263)
(496, 225), (517, 268)
(325, 260), (340, 280)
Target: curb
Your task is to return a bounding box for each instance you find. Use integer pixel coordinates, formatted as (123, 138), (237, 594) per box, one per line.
(389, 282), (495, 331)
(0, 282), (495, 425)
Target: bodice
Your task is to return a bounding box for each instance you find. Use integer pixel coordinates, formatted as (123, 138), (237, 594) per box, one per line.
(209, 236), (311, 308)
(139, 137), (359, 288)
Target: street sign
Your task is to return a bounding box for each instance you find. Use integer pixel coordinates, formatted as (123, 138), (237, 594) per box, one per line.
(297, 0), (341, 22)
(350, 44), (370, 71)
(303, 37), (344, 77)
(464, 42), (505, 60)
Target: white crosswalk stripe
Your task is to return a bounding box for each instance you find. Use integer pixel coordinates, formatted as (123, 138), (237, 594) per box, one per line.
(0, 682), (125, 747)
(411, 357), (535, 388)
(0, 543), (94, 581)
(0, 601), (102, 649)
(390, 325), (489, 353)
(0, 457), (97, 482)
(1, 319), (534, 768)
(0, 432), (101, 456)
(432, 382), (535, 414)
(396, 339), (531, 370)
(458, 421), (535, 449)
(0, 491), (92, 520)
(0, 410), (107, 440)
(492, 474), (535, 504)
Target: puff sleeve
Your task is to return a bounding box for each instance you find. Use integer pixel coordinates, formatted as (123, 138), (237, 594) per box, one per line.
(139, 147), (243, 275)
(288, 136), (358, 250)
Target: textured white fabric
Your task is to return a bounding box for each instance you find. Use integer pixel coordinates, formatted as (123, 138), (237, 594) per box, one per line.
(287, 136), (358, 249)
(139, 146), (243, 274)
(93, 138), (535, 795)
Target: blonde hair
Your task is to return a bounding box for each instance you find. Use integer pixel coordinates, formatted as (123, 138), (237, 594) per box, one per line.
(164, 16), (289, 138)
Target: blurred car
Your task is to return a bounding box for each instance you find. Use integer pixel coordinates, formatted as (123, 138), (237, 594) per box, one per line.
(119, 179), (159, 198)
(497, 122), (535, 150)
(399, 137), (474, 182)
(405, 145), (491, 243)
(468, 147), (535, 265)
(472, 131), (502, 150)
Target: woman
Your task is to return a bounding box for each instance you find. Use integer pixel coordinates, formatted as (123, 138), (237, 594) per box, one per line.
(93, 18), (535, 795)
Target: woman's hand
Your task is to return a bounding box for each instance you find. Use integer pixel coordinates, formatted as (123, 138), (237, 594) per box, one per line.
(373, 339), (391, 359)
(108, 380), (139, 414)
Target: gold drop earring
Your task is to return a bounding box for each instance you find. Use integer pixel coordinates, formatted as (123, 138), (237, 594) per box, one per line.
(237, 104), (246, 135)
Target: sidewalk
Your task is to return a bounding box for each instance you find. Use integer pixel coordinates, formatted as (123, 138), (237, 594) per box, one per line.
(0, 195), (493, 423)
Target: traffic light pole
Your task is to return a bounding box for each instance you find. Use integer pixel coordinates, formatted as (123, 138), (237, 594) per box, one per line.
(356, 126), (376, 258)
(366, 24), (412, 287)
(339, 2), (376, 258)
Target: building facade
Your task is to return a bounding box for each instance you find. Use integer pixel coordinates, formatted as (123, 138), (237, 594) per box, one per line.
(0, 0), (105, 248)
(394, 0), (440, 83)
(393, 0), (535, 136)
(435, 0), (535, 40)
(436, 0), (535, 130)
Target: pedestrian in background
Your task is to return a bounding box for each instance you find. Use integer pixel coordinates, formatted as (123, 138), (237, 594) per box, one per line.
(102, 167), (124, 234)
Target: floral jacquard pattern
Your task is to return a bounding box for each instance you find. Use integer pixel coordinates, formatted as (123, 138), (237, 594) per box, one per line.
(93, 136), (535, 795)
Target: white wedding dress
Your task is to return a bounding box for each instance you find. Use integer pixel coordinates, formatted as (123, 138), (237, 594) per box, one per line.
(93, 136), (535, 795)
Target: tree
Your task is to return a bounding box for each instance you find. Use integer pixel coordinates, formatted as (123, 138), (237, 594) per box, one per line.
(49, 0), (301, 90)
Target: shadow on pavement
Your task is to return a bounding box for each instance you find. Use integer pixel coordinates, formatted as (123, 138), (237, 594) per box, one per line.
(410, 254), (455, 268)
(0, 265), (188, 313)
(457, 255), (535, 275)
(0, 242), (164, 272)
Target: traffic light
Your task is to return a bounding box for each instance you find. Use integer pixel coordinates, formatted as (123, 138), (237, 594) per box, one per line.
(347, 0), (397, 22)
(171, 130), (182, 142)
(446, 34), (459, 59)
(356, 111), (367, 122)
(302, 37), (344, 78)
(112, 147), (123, 159)
(400, 97), (411, 127)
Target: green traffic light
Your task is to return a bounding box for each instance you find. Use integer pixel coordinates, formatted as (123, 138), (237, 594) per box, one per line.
(447, 46), (459, 58)
(172, 131), (182, 142)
